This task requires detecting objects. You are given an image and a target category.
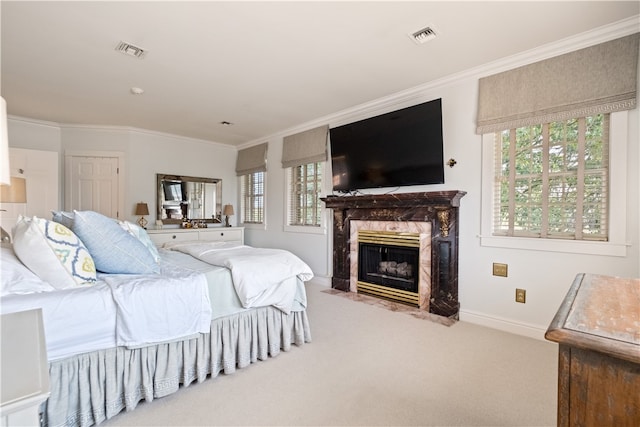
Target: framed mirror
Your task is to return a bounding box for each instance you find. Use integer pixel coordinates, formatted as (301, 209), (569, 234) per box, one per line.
(157, 174), (223, 225)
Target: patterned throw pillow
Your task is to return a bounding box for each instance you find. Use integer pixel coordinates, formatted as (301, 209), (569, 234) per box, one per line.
(12, 215), (97, 289)
(71, 210), (159, 274)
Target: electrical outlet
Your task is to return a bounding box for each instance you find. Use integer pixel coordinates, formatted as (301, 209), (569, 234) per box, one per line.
(493, 263), (508, 277)
(515, 288), (526, 303)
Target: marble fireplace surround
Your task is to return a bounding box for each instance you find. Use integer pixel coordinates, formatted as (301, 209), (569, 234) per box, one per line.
(322, 190), (466, 318)
(350, 220), (432, 309)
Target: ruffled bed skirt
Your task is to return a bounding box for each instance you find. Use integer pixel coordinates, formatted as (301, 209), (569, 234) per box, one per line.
(44, 307), (311, 427)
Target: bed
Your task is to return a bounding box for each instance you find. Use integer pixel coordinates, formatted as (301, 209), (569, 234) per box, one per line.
(0, 211), (313, 427)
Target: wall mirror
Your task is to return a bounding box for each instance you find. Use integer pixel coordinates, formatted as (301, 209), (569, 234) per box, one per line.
(157, 174), (223, 225)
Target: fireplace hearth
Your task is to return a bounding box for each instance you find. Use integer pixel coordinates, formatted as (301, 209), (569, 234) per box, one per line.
(321, 191), (466, 319)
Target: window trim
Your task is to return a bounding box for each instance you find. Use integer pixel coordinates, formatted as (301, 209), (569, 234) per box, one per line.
(239, 171), (267, 230)
(283, 162), (327, 235)
(480, 111), (628, 257)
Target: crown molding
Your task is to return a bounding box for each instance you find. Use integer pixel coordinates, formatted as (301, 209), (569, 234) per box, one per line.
(8, 115), (235, 150)
(244, 15), (640, 146)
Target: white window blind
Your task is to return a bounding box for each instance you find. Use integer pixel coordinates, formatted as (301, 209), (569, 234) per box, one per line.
(288, 162), (322, 227)
(240, 171), (264, 224)
(494, 114), (609, 241)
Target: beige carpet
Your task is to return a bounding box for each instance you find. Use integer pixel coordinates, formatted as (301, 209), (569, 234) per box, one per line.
(102, 282), (558, 426)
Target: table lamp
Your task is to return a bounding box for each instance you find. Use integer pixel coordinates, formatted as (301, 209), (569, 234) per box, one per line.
(223, 204), (234, 227)
(0, 176), (27, 242)
(135, 202), (149, 229)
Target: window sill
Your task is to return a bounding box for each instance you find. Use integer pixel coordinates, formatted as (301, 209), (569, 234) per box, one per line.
(479, 235), (628, 257)
(283, 224), (326, 235)
(240, 222), (266, 231)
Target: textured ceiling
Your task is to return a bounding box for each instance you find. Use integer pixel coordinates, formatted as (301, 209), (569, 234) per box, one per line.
(2, 1), (638, 146)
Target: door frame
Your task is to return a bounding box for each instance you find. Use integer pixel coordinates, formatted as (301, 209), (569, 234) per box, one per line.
(64, 150), (125, 219)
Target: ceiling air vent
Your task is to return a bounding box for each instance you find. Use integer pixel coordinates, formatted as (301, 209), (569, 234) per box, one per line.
(409, 26), (437, 44)
(115, 41), (147, 59)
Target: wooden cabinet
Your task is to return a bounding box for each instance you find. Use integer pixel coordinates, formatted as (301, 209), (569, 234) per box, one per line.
(545, 274), (640, 426)
(0, 148), (59, 234)
(147, 227), (244, 246)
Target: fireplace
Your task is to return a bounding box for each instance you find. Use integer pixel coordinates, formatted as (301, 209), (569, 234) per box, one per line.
(322, 191), (465, 318)
(357, 230), (420, 306)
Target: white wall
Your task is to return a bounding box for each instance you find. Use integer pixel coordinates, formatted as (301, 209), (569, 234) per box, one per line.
(7, 122), (238, 226)
(7, 22), (638, 340)
(240, 24), (640, 339)
(239, 73), (638, 339)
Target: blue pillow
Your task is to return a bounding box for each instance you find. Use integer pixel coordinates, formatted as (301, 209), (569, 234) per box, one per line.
(51, 210), (75, 229)
(71, 210), (159, 274)
(118, 220), (161, 262)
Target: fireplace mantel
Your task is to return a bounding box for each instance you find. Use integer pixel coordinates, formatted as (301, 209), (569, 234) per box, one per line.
(322, 190), (466, 318)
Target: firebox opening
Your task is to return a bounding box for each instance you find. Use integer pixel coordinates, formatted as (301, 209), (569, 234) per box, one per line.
(357, 230), (420, 306)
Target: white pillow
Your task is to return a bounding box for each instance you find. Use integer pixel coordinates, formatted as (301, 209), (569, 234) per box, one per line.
(12, 215), (97, 289)
(118, 220), (161, 262)
(0, 246), (56, 295)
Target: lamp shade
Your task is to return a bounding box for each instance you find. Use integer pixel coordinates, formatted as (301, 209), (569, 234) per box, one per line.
(0, 177), (27, 203)
(223, 204), (234, 216)
(0, 97), (10, 186)
(135, 202), (149, 216)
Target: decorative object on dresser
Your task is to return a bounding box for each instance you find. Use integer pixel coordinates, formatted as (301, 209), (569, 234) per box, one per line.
(135, 202), (149, 229)
(545, 273), (640, 426)
(223, 204), (234, 227)
(321, 190), (466, 319)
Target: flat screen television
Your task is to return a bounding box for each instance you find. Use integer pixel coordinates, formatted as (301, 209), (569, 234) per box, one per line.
(330, 98), (444, 192)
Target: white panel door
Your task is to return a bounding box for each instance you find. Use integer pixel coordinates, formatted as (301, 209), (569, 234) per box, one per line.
(66, 155), (119, 218)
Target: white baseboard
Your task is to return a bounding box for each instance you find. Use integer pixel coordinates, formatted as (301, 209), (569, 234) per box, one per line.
(459, 309), (549, 341)
(309, 278), (550, 342)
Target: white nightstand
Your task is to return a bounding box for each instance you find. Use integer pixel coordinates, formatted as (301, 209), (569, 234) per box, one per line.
(0, 309), (50, 427)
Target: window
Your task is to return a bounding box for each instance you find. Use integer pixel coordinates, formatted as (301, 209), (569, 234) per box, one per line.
(287, 162), (322, 227)
(240, 171), (265, 224)
(494, 114), (609, 241)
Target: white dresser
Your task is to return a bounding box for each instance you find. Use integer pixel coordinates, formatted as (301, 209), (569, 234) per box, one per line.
(147, 226), (244, 246)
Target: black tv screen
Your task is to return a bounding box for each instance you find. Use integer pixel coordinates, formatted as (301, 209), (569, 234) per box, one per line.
(330, 98), (444, 192)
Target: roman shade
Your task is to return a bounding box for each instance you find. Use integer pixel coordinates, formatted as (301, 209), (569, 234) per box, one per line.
(476, 33), (639, 134)
(236, 142), (268, 176)
(281, 125), (329, 168)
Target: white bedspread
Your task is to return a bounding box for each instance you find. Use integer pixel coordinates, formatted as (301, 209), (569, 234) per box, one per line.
(166, 241), (313, 313)
(101, 263), (211, 347)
